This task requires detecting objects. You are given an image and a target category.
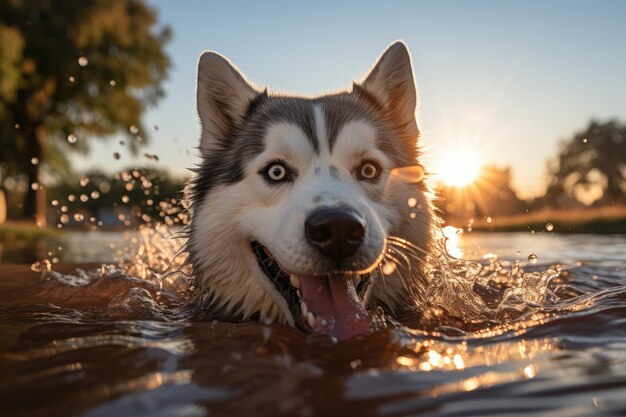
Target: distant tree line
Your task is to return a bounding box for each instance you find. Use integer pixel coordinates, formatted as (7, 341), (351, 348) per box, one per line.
(438, 119), (626, 221)
(0, 0), (170, 224)
(542, 119), (625, 208)
(47, 167), (187, 228)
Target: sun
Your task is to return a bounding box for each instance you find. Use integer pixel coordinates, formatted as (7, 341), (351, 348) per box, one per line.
(435, 147), (482, 187)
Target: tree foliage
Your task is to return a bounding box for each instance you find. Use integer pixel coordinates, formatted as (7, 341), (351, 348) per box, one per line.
(545, 120), (626, 206)
(0, 0), (171, 219)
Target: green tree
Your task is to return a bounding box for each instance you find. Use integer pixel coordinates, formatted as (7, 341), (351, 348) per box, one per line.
(0, 0), (170, 222)
(545, 120), (626, 206)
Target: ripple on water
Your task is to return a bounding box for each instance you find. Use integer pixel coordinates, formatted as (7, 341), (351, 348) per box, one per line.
(0, 226), (624, 417)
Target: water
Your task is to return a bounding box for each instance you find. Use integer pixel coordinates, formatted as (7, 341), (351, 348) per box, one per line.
(1, 229), (625, 416)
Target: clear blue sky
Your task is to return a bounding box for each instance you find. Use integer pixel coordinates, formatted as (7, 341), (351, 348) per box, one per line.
(74, 0), (626, 199)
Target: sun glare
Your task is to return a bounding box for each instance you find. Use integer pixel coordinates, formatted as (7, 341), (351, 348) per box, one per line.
(435, 148), (482, 187)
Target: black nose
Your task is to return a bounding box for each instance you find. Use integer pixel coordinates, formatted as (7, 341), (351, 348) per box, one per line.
(305, 208), (365, 265)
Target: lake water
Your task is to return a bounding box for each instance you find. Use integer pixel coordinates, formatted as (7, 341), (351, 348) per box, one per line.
(0, 229), (625, 416)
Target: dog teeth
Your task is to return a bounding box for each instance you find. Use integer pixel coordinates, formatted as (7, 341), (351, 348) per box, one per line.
(290, 274), (301, 288)
(307, 312), (317, 328)
(301, 301), (308, 316)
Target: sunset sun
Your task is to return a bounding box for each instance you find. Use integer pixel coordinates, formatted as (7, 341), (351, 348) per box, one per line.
(435, 148), (482, 187)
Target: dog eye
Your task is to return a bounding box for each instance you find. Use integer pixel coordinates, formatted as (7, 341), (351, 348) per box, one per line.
(357, 161), (381, 180)
(263, 162), (292, 183)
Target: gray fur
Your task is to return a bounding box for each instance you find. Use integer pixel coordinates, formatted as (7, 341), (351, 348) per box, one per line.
(187, 41), (437, 324)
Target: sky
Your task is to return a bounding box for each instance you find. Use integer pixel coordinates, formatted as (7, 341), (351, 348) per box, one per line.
(73, 0), (626, 199)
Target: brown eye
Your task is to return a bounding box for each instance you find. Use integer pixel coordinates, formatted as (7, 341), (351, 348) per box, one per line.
(358, 161), (380, 180)
(267, 163), (287, 181)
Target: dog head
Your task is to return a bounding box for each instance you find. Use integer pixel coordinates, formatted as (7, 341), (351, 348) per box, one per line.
(188, 41), (435, 340)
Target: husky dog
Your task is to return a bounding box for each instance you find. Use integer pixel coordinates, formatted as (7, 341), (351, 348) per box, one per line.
(187, 41), (436, 340)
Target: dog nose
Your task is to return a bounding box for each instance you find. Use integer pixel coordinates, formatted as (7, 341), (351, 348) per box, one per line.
(305, 208), (365, 265)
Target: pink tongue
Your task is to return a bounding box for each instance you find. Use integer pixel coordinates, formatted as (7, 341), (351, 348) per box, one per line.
(299, 274), (369, 341)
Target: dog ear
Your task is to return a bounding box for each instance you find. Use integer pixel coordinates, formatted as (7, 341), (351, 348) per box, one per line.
(196, 52), (261, 151)
(357, 41), (418, 134)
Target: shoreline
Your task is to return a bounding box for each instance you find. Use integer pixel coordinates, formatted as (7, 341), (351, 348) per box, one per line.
(447, 205), (626, 234)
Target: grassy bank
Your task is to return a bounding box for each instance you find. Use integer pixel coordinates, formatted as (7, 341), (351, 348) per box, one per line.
(448, 205), (626, 234)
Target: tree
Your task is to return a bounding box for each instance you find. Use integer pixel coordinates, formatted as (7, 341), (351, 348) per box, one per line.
(544, 120), (626, 207)
(437, 165), (526, 221)
(0, 0), (171, 223)
(47, 167), (186, 227)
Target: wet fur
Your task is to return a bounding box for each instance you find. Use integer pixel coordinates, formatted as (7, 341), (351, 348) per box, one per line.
(186, 41), (437, 325)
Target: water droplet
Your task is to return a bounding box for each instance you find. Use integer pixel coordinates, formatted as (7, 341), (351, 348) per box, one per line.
(51, 200), (59, 206)
(79, 176), (89, 187)
(74, 213), (84, 222)
(109, 80), (116, 86)
(113, 152), (120, 160)
(68, 194), (76, 202)
(409, 212), (416, 219)
(253, 326), (270, 345)
(31, 157), (39, 165)
(80, 194), (88, 202)
(78, 56), (88, 67)
(14, 123), (20, 129)
(407, 197), (417, 207)
(90, 191), (100, 199)
(528, 254), (538, 264)
(69, 76), (75, 83)
(545, 223), (554, 232)
(122, 195), (130, 203)
(486, 216), (492, 223)
(350, 359), (362, 369)
(129, 125), (139, 134)
(60, 214), (70, 224)
(515, 250), (521, 256)
(382, 261), (397, 275)
(582, 138), (588, 143)
(67, 134), (77, 144)
(31, 182), (40, 191)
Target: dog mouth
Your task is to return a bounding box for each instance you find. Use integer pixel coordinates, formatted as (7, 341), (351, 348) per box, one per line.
(251, 241), (373, 340)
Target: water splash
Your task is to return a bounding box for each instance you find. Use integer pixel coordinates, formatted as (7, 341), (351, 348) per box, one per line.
(28, 219), (602, 339)
(116, 224), (194, 300)
(388, 229), (587, 334)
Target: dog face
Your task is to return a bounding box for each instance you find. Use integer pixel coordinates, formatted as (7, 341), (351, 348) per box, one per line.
(188, 42), (435, 340)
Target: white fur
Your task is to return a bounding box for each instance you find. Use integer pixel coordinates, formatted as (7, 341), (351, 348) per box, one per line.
(190, 41), (434, 324)
(192, 113), (420, 323)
